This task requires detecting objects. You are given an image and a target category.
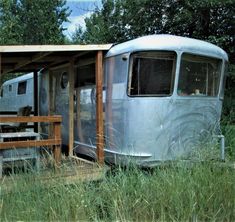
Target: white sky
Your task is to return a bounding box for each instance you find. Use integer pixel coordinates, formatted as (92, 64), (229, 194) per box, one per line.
(64, 0), (101, 38)
(65, 12), (93, 39)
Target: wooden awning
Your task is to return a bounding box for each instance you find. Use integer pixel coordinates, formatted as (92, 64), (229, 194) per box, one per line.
(0, 44), (111, 165)
(0, 44), (112, 74)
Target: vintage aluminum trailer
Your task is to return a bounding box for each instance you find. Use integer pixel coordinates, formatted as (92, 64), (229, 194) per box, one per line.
(0, 35), (228, 166)
(0, 73), (34, 112)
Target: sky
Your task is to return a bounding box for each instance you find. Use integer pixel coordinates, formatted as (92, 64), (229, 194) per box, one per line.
(64, 0), (102, 39)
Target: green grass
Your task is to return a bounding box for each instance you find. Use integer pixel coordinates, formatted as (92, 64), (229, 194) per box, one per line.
(222, 110), (235, 160)
(222, 124), (235, 160)
(0, 162), (234, 221)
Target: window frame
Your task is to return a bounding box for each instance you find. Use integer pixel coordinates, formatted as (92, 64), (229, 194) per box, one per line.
(127, 51), (177, 97)
(8, 84), (12, 92)
(60, 71), (69, 89)
(177, 53), (222, 98)
(17, 81), (27, 95)
(0, 87), (3, 97)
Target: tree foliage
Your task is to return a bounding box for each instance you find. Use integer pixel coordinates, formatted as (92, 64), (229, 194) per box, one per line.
(0, 0), (71, 45)
(0, 0), (22, 44)
(73, 0), (234, 61)
(0, 0), (71, 85)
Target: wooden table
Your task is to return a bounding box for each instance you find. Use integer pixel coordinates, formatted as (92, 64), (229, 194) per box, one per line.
(0, 132), (40, 178)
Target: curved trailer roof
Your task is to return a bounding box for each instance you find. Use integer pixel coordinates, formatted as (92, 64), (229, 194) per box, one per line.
(107, 34), (228, 61)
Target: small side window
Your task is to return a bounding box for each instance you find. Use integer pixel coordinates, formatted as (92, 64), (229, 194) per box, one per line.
(0, 88), (3, 97)
(9, 85), (12, 92)
(61, 72), (69, 89)
(18, 81), (27, 95)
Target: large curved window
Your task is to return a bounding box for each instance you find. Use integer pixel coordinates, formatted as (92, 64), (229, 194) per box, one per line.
(128, 51), (176, 96)
(178, 54), (222, 97)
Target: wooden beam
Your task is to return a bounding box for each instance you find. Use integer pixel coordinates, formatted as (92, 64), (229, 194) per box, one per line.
(2, 57), (31, 63)
(54, 122), (62, 165)
(5, 52), (52, 74)
(2, 55), (74, 64)
(95, 51), (104, 165)
(68, 60), (75, 156)
(0, 115), (62, 123)
(76, 57), (95, 67)
(48, 52), (89, 70)
(0, 44), (112, 53)
(0, 53), (2, 85)
(33, 71), (39, 132)
(48, 70), (55, 139)
(49, 62), (70, 71)
(0, 139), (61, 149)
(2, 63), (46, 74)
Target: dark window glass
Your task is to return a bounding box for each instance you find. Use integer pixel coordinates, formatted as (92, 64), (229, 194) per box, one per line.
(178, 54), (222, 96)
(129, 51), (176, 96)
(60, 72), (69, 89)
(9, 85), (12, 92)
(17, 81), (27, 95)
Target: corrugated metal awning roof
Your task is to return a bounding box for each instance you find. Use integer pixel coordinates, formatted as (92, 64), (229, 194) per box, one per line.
(0, 44), (112, 74)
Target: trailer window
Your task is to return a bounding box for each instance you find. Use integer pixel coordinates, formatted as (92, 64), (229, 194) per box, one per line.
(60, 72), (69, 89)
(17, 81), (27, 95)
(129, 51), (176, 96)
(178, 54), (222, 96)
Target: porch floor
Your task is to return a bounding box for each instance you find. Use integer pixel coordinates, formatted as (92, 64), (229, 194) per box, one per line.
(0, 155), (109, 194)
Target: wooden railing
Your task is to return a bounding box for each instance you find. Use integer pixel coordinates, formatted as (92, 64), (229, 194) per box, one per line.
(0, 115), (62, 165)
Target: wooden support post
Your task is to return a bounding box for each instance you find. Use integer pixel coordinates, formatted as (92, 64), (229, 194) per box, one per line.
(48, 70), (55, 116)
(96, 51), (104, 165)
(33, 71), (39, 132)
(68, 60), (75, 156)
(0, 53), (2, 87)
(48, 70), (55, 138)
(54, 122), (61, 166)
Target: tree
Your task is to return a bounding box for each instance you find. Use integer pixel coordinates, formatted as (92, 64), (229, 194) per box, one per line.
(0, 0), (23, 44)
(72, 0), (167, 44)
(0, 0), (71, 84)
(0, 0), (71, 45)
(163, 0), (235, 62)
(73, 0), (234, 60)
(72, 0), (125, 44)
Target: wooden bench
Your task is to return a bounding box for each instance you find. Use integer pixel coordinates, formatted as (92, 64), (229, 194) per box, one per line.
(0, 132), (40, 178)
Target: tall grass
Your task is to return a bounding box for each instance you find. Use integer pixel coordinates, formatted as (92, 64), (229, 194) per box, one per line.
(221, 115), (235, 160)
(0, 115), (234, 221)
(0, 162), (234, 221)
